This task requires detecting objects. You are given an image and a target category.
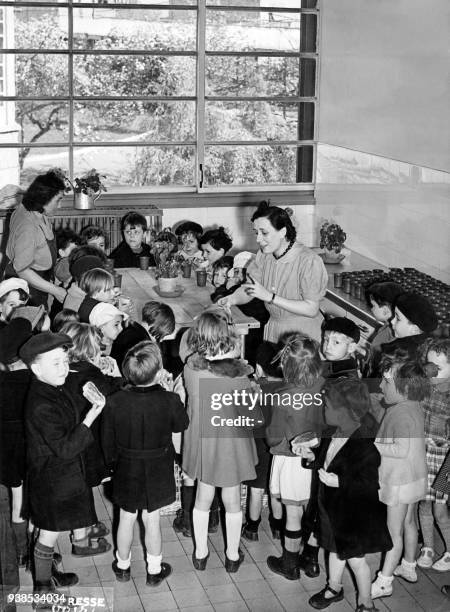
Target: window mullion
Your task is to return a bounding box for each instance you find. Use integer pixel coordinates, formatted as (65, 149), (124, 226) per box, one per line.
(68, 0), (73, 180)
(196, 0), (205, 192)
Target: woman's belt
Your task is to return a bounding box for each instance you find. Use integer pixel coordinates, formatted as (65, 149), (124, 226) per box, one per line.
(117, 444), (171, 459)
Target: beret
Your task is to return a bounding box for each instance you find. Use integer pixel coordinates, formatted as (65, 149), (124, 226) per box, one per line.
(70, 255), (105, 281)
(0, 278), (29, 299)
(89, 302), (128, 328)
(323, 317), (361, 343)
(395, 293), (438, 333)
(19, 331), (72, 364)
(0, 318), (32, 364)
(10, 305), (46, 330)
(78, 296), (100, 324)
(233, 251), (255, 269)
(174, 221), (203, 236)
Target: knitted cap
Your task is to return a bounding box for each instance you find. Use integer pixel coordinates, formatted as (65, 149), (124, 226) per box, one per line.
(89, 302), (128, 328)
(0, 278), (29, 299)
(323, 317), (360, 343)
(395, 293), (438, 333)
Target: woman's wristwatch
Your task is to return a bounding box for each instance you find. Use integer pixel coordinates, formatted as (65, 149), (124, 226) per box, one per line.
(269, 292), (276, 303)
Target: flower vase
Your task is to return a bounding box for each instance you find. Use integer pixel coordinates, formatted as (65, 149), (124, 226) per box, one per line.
(322, 248), (345, 264)
(74, 191), (102, 210)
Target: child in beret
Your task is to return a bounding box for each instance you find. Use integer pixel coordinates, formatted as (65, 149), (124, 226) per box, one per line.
(20, 332), (111, 603)
(0, 278), (29, 329)
(321, 317), (361, 379)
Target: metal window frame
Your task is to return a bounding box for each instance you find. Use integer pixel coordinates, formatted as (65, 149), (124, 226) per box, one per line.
(0, 0), (319, 191)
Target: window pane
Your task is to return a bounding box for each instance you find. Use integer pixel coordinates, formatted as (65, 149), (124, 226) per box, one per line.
(14, 54), (68, 97)
(16, 101), (69, 144)
(13, 8), (68, 50)
(73, 145), (195, 186)
(206, 101), (314, 141)
(74, 100), (195, 142)
(73, 55), (195, 96)
(206, 56), (302, 97)
(206, 10), (300, 52)
(205, 144), (299, 186)
(17, 146), (69, 185)
(73, 9), (196, 51)
(76, 0), (197, 4)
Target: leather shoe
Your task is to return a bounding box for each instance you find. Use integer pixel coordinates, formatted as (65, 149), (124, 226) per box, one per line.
(192, 551), (209, 571)
(146, 562), (172, 586)
(51, 560), (78, 587)
(72, 536), (111, 557)
(241, 522), (259, 542)
(225, 549), (245, 573)
(112, 560), (131, 582)
(309, 584), (344, 610)
(267, 553), (300, 581)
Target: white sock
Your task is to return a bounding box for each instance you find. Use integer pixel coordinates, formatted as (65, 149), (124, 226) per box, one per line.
(377, 572), (394, 584)
(146, 553), (162, 575)
(116, 551), (131, 570)
(402, 558), (416, 568)
(225, 510), (243, 561)
(192, 508), (209, 558)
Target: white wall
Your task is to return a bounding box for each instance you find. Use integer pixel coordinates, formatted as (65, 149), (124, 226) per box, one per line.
(315, 0), (450, 283)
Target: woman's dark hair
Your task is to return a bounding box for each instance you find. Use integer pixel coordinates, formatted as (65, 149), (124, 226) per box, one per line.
(251, 200), (296, 243)
(121, 211), (147, 232)
(142, 301), (175, 341)
(199, 227), (233, 254)
(22, 170), (66, 213)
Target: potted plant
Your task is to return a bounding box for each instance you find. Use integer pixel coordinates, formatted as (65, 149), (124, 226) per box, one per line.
(151, 229), (181, 293)
(319, 221), (347, 263)
(72, 169), (107, 210)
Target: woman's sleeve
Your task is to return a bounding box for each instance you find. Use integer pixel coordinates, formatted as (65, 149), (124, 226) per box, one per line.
(8, 221), (37, 272)
(299, 254), (328, 302)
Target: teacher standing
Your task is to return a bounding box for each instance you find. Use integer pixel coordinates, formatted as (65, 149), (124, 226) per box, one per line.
(5, 170), (67, 307)
(219, 202), (328, 343)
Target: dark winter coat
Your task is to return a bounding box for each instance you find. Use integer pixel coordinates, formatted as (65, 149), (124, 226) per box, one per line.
(25, 379), (97, 531)
(0, 369), (31, 487)
(109, 241), (155, 268)
(110, 321), (149, 371)
(315, 427), (392, 560)
(65, 360), (124, 486)
(102, 384), (189, 512)
(321, 357), (359, 380)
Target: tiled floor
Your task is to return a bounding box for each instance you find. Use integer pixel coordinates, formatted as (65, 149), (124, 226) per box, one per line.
(17, 487), (449, 612)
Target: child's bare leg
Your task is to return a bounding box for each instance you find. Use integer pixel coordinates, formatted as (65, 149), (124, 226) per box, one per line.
(249, 487), (264, 521)
(434, 502), (450, 551)
(11, 485), (28, 561)
(117, 509), (138, 567)
(222, 485), (242, 561)
(348, 556), (373, 608)
(11, 485), (23, 523)
(34, 530), (59, 587)
(381, 503), (408, 577)
(328, 552), (345, 593)
(193, 481), (215, 559)
(270, 494), (283, 520)
(142, 509), (163, 575)
(285, 505), (302, 553)
(403, 503), (418, 563)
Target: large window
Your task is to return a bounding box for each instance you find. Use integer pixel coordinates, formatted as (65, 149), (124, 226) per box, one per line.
(0, 0), (318, 189)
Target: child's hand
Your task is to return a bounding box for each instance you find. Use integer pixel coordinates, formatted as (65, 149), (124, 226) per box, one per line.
(83, 403), (104, 427)
(158, 369), (173, 391)
(318, 469), (339, 487)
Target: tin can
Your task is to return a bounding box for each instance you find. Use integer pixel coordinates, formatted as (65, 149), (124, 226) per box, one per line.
(343, 277), (352, 294)
(334, 273), (343, 288)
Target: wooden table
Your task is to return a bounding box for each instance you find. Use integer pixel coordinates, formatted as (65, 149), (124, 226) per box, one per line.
(118, 268), (260, 351)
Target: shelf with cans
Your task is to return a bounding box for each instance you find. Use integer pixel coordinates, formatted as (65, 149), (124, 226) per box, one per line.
(333, 267), (450, 337)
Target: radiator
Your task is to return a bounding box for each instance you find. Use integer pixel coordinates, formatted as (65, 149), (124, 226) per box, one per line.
(52, 207), (163, 251)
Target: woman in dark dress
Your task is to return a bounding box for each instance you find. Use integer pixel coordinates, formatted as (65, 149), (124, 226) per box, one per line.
(5, 171), (68, 307)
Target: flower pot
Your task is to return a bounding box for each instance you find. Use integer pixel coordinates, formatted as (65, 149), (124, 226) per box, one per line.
(158, 277), (178, 294)
(74, 191), (102, 210)
(322, 248), (345, 264)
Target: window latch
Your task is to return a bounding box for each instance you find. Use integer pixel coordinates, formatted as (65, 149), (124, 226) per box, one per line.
(199, 163), (204, 188)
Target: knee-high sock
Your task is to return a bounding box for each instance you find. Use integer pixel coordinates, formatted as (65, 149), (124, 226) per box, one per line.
(225, 511), (243, 561)
(192, 508), (209, 558)
(435, 505), (450, 550)
(181, 484), (195, 513)
(34, 542), (54, 584)
(12, 521), (28, 555)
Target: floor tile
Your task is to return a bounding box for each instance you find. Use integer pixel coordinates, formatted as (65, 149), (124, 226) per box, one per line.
(235, 579), (276, 600)
(140, 590), (178, 611)
(213, 602), (249, 612)
(113, 594), (143, 612)
(246, 595), (284, 611)
(166, 569), (202, 590)
(172, 586), (210, 608)
(204, 583), (243, 604)
(197, 567), (232, 587)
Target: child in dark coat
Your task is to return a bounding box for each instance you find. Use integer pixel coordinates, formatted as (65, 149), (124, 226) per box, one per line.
(110, 211), (155, 268)
(102, 340), (189, 586)
(20, 332), (109, 605)
(297, 378), (391, 612)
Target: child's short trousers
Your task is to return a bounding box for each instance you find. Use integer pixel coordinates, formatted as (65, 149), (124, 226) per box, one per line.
(269, 455), (311, 506)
